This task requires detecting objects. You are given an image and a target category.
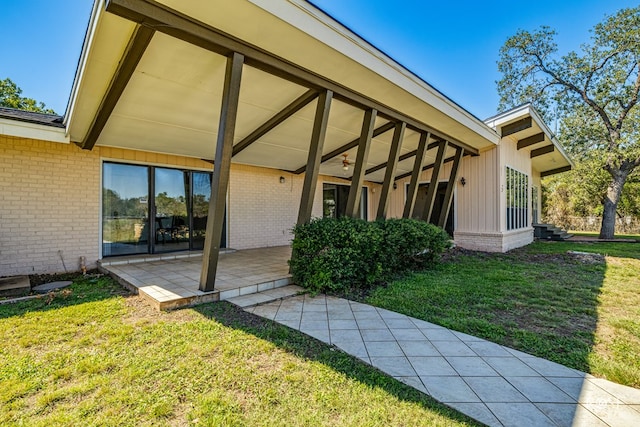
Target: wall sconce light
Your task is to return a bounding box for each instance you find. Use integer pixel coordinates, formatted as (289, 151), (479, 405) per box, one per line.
(279, 176), (285, 184)
(393, 182), (398, 190)
(460, 177), (466, 186)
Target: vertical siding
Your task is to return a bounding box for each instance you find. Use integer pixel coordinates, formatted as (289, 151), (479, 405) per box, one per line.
(500, 137), (534, 232)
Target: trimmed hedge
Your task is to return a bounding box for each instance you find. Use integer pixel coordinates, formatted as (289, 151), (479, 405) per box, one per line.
(289, 217), (451, 293)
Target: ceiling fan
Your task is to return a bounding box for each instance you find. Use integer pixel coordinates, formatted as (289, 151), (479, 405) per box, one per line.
(341, 153), (354, 172)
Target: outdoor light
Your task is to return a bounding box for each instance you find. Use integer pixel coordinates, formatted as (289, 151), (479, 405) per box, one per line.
(279, 176), (285, 184)
(393, 182), (397, 190)
(460, 177), (466, 186)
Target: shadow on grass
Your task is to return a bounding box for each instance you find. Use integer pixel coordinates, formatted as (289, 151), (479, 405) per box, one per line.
(0, 275), (129, 320)
(193, 302), (482, 426)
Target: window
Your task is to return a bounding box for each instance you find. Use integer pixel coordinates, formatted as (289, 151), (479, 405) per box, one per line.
(506, 167), (529, 230)
(322, 183), (368, 219)
(102, 162), (224, 257)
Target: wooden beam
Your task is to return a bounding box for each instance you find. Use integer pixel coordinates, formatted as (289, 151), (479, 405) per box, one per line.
(402, 132), (430, 218)
(346, 109), (376, 218)
(365, 140), (441, 176)
(200, 52), (244, 292)
(232, 89), (317, 157)
(517, 132), (544, 150)
(105, 0), (479, 156)
(531, 144), (554, 158)
(79, 24), (155, 150)
(394, 154), (458, 182)
(501, 117), (532, 137)
(437, 147), (463, 227)
(376, 122), (405, 219)
(293, 121), (394, 174)
(420, 140), (448, 222)
(540, 165), (572, 177)
(297, 90), (333, 225)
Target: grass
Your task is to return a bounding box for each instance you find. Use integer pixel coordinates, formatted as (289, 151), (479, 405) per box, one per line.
(0, 276), (479, 426)
(366, 240), (640, 387)
(570, 230), (640, 241)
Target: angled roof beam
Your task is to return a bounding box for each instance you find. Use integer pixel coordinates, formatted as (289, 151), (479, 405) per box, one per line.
(232, 89), (318, 157)
(364, 140), (441, 176)
(437, 147), (464, 227)
(393, 154), (459, 182)
(540, 165), (572, 177)
(292, 121), (395, 174)
(531, 144), (554, 158)
(403, 132), (430, 218)
(345, 109), (377, 217)
(105, 0), (478, 156)
(376, 122), (406, 219)
(78, 24), (155, 150)
(200, 52), (244, 292)
(501, 117), (532, 137)
(297, 90), (333, 225)
(517, 132), (545, 150)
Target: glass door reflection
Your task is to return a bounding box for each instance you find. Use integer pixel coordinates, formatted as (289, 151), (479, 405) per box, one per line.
(154, 168), (189, 252)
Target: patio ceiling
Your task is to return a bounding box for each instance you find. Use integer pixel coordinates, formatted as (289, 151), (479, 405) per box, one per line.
(66, 0), (500, 183)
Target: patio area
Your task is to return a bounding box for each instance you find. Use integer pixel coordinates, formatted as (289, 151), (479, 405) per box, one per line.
(98, 246), (294, 310)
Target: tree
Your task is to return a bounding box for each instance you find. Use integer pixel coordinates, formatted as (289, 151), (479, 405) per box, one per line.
(0, 77), (55, 114)
(497, 7), (640, 238)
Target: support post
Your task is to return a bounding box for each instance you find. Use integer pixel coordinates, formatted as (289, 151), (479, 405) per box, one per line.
(403, 132), (430, 218)
(376, 122), (405, 220)
(421, 140), (448, 222)
(345, 109), (376, 218)
(437, 146), (464, 227)
(200, 52), (244, 292)
(297, 90), (333, 225)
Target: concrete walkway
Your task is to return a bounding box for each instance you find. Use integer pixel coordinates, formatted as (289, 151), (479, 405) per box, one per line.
(232, 292), (640, 427)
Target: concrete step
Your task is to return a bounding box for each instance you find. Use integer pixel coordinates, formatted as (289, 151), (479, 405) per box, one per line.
(0, 276), (30, 298)
(226, 284), (304, 308)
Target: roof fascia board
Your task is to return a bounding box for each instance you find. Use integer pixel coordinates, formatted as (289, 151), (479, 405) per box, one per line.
(0, 118), (69, 144)
(64, 0), (105, 131)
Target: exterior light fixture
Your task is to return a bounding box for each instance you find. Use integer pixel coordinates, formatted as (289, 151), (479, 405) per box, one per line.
(393, 182), (397, 190)
(460, 177), (466, 186)
(280, 176), (285, 184)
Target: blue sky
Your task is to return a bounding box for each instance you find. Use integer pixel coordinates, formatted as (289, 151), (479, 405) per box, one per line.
(0, 0), (636, 119)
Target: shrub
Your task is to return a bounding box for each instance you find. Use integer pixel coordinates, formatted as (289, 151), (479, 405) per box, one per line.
(289, 217), (451, 293)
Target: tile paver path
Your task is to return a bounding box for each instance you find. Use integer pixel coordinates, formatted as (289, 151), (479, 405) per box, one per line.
(239, 293), (640, 427)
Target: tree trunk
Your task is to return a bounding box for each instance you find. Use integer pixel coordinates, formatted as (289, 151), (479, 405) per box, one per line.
(598, 172), (628, 239)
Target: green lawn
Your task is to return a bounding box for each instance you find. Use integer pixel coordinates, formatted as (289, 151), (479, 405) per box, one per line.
(570, 230), (640, 241)
(367, 240), (640, 388)
(0, 277), (478, 427)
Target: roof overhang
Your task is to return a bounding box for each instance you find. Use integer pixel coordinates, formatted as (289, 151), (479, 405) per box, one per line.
(0, 109), (68, 144)
(65, 0), (501, 182)
(485, 103), (573, 177)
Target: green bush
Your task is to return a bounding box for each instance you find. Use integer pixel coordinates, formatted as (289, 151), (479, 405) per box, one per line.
(290, 217), (450, 293)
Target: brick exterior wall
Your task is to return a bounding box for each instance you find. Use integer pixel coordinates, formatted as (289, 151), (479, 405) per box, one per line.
(0, 136), (350, 275)
(0, 136), (100, 276)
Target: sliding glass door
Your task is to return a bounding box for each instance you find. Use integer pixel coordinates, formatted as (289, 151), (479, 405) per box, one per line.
(102, 163), (224, 257)
(102, 163), (149, 256)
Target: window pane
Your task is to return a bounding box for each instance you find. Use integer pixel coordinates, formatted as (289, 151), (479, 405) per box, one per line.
(102, 163), (149, 256)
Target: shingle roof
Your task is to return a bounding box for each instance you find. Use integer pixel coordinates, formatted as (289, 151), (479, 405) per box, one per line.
(0, 106), (65, 128)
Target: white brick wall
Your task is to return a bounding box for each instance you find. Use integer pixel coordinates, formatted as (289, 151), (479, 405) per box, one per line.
(0, 136), (100, 276)
(454, 228), (533, 252)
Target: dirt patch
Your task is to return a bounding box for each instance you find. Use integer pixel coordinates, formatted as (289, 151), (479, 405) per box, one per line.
(28, 270), (101, 286)
(567, 251), (605, 264)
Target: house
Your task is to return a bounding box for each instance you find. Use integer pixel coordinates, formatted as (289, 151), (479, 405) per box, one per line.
(0, 0), (571, 288)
